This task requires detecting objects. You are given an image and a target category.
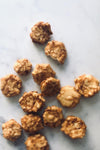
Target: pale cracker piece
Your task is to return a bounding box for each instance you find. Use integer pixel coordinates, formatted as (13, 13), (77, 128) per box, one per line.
(57, 86), (81, 107)
(45, 40), (67, 64)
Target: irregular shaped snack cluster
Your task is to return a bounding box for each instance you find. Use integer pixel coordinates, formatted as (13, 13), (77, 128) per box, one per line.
(57, 86), (81, 107)
(14, 59), (32, 75)
(43, 106), (64, 128)
(21, 114), (43, 133)
(2, 119), (22, 141)
(74, 74), (100, 97)
(30, 22), (52, 44)
(40, 77), (60, 96)
(19, 91), (45, 113)
(32, 64), (55, 84)
(45, 40), (67, 64)
(61, 116), (86, 139)
(0, 74), (22, 97)
(2, 20), (100, 149)
(25, 134), (49, 150)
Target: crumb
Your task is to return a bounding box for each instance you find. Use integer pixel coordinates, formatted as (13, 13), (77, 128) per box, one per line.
(32, 64), (55, 84)
(0, 74), (22, 97)
(43, 106), (64, 128)
(57, 86), (81, 107)
(74, 74), (100, 97)
(61, 116), (86, 139)
(45, 40), (67, 64)
(19, 91), (45, 113)
(40, 77), (60, 96)
(30, 22), (52, 44)
(14, 59), (32, 75)
(2, 119), (22, 141)
(25, 134), (49, 150)
(21, 114), (43, 133)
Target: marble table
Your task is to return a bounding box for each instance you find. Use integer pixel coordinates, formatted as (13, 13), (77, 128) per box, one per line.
(0, 0), (100, 150)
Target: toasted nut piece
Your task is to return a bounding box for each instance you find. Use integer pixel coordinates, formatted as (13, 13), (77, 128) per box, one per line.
(57, 86), (81, 108)
(45, 40), (67, 64)
(74, 74), (100, 97)
(19, 91), (45, 113)
(2, 119), (22, 141)
(30, 22), (52, 44)
(0, 74), (22, 97)
(14, 59), (32, 75)
(61, 116), (86, 139)
(43, 106), (64, 128)
(40, 77), (60, 96)
(25, 134), (49, 150)
(32, 64), (55, 85)
(21, 114), (43, 133)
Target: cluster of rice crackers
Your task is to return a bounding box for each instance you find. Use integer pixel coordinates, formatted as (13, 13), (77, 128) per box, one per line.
(1, 22), (100, 150)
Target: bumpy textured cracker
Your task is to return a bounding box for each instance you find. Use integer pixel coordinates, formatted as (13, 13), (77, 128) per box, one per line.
(19, 91), (45, 113)
(43, 106), (64, 128)
(0, 74), (22, 97)
(61, 116), (86, 139)
(30, 22), (52, 44)
(45, 40), (67, 64)
(57, 86), (81, 107)
(40, 77), (60, 96)
(25, 134), (49, 150)
(74, 74), (100, 97)
(21, 114), (43, 133)
(2, 119), (22, 141)
(14, 59), (32, 75)
(32, 64), (55, 84)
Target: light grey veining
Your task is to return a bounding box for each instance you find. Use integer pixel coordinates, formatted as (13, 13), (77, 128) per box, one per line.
(0, 0), (100, 150)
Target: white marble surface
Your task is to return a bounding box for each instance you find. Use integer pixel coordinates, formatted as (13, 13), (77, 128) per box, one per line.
(0, 0), (100, 150)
